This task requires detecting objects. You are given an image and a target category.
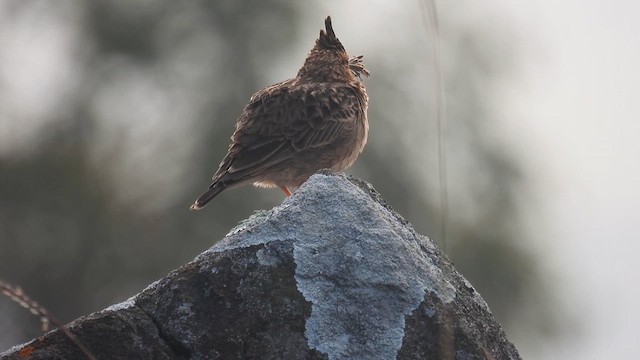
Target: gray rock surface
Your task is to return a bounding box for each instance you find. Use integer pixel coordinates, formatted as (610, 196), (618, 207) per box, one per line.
(1, 171), (521, 360)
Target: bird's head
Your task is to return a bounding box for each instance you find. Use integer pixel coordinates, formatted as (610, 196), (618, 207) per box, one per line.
(297, 16), (368, 83)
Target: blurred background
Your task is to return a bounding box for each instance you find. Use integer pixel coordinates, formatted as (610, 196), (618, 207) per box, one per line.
(1, 1), (638, 358)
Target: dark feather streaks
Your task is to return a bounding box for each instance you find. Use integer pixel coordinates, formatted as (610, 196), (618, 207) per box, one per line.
(219, 81), (363, 183)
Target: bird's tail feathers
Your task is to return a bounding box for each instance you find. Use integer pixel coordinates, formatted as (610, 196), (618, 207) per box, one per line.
(189, 183), (226, 210)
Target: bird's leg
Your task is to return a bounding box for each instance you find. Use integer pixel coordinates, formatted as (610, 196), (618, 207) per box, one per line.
(279, 185), (292, 197)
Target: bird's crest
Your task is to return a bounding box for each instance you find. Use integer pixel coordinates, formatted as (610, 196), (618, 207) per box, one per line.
(316, 16), (344, 51)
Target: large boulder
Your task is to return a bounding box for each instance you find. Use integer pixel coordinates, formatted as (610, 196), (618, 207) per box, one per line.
(1, 171), (521, 360)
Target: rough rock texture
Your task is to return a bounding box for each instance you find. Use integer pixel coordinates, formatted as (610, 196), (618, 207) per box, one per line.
(1, 171), (521, 360)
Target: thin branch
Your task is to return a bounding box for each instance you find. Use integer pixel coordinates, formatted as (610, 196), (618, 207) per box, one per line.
(0, 279), (97, 360)
(420, 0), (449, 252)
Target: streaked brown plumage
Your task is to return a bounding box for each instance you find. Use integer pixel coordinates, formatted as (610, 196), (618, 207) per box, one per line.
(190, 16), (369, 210)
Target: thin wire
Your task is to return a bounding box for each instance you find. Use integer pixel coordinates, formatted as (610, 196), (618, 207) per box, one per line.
(420, 0), (449, 251)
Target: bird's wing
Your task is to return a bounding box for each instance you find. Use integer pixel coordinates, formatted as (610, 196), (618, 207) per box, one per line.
(211, 81), (364, 185)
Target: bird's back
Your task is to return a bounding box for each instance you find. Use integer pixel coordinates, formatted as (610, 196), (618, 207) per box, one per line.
(216, 77), (368, 189)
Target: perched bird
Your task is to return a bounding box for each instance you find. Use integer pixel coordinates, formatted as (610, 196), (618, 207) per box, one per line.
(190, 16), (369, 210)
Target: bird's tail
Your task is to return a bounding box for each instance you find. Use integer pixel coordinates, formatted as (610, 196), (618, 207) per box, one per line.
(189, 183), (225, 210)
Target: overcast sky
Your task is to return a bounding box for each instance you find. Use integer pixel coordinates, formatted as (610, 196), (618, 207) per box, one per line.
(457, 1), (640, 358)
(507, 2), (640, 359)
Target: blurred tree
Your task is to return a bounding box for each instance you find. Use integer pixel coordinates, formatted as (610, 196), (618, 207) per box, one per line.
(0, 0), (302, 349)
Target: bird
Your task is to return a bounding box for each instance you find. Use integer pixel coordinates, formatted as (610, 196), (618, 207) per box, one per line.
(190, 16), (369, 210)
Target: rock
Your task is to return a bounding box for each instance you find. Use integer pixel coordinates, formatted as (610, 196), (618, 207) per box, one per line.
(1, 171), (521, 360)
